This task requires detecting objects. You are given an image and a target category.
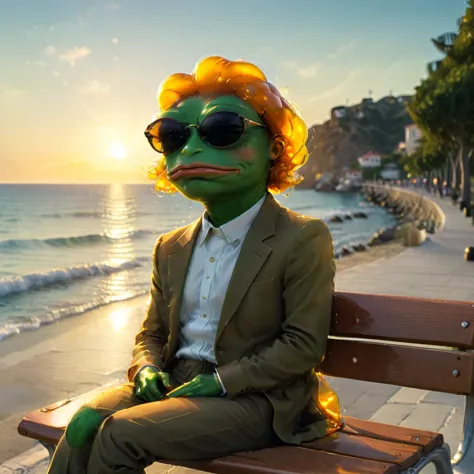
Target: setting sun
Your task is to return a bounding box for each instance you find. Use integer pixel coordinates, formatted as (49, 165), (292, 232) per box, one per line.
(108, 142), (127, 160)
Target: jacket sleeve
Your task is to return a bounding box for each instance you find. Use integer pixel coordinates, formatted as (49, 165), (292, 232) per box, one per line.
(217, 219), (335, 397)
(127, 237), (169, 381)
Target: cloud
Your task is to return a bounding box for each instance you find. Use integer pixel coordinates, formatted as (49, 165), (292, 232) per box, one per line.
(105, 1), (121, 9)
(80, 79), (111, 94)
(112, 37), (119, 44)
(309, 70), (362, 102)
(44, 45), (57, 56)
(281, 60), (322, 79)
(0, 84), (28, 101)
(25, 60), (46, 66)
(297, 62), (321, 79)
(327, 40), (357, 60)
(52, 70), (61, 77)
(112, 56), (120, 61)
(281, 61), (297, 69)
(59, 46), (91, 66)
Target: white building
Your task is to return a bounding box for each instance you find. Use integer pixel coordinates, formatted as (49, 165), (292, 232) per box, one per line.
(380, 163), (401, 181)
(346, 170), (363, 180)
(358, 152), (382, 168)
(405, 124), (422, 155)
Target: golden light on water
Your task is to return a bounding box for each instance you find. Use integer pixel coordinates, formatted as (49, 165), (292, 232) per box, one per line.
(100, 183), (138, 303)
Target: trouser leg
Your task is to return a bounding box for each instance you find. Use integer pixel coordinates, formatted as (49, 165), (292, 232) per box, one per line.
(86, 390), (275, 474)
(46, 383), (144, 474)
(47, 359), (276, 474)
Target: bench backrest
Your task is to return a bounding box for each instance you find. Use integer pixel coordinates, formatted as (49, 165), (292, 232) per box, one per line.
(321, 292), (474, 395)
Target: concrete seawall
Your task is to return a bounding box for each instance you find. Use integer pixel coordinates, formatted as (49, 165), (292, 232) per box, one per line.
(363, 184), (446, 231)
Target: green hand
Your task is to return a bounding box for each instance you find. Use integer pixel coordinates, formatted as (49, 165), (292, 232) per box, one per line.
(134, 366), (171, 402)
(66, 406), (103, 449)
(167, 374), (222, 398)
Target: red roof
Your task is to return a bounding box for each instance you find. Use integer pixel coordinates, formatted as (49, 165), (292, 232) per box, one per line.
(359, 151), (381, 160)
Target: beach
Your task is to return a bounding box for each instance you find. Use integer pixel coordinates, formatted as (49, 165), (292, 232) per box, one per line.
(1, 187), (473, 474)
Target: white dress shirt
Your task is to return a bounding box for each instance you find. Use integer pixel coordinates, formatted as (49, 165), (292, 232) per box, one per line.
(175, 194), (266, 365)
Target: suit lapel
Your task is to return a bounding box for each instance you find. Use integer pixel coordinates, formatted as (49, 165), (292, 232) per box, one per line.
(167, 218), (201, 356)
(216, 194), (280, 341)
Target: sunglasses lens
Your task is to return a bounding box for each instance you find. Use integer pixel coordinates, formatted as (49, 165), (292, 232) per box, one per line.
(147, 119), (188, 154)
(200, 111), (246, 147)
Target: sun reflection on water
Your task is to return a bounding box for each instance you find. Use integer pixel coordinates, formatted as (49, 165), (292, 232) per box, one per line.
(99, 184), (138, 300)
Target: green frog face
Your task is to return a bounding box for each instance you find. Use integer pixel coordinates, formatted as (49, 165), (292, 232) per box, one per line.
(156, 95), (274, 204)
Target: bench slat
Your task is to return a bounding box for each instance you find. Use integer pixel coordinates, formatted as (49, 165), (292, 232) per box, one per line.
(172, 445), (399, 474)
(303, 430), (422, 469)
(333, 292), (474, 349)
(342, 417), (443, 454)
(321, 339), (474, 394)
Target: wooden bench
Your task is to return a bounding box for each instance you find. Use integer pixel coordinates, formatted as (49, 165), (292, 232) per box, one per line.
(18, 291), (474, 473)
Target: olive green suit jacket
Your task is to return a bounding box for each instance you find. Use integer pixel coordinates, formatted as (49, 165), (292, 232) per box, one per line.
(127, 192), (336, 444)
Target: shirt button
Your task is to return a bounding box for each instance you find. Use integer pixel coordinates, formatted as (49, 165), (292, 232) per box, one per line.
(202, 314), (207, 318)
(202, 296), (207, 300)
(209, 257), (215, 262)
(206, 276), (210, 280)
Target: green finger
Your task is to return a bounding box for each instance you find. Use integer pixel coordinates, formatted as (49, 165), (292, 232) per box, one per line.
(148, 382), (164, 401)
(135, 387), (146, 401)
(160, 373), (171, 388)
(142, 389), (155, 403)
(167, 386), (188, 398)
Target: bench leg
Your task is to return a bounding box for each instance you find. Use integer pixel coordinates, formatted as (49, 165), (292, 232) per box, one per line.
(404, 445), (453, 474)
(452, 394), (474, 474)
(39, 441), (56, 463)
(452, 444), (474, 474)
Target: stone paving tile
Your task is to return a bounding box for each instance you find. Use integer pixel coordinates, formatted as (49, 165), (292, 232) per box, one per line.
(389, 387), (427, 405)
(342, 393), (393, 420)
(401, 403), (453, 432)
(370, 403), (415, 425)
(423, 392), (465, 408)
(440, 408), (464, 456)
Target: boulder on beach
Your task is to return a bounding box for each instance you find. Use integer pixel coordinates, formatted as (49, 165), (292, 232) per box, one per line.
(377, 227), (396, 242)
(395, 222), (426, 247)
(341, 246), (354, 256)
(368, 233), (381, 246)
(329, 215), (344, 223)
(353, 212), (368, 219)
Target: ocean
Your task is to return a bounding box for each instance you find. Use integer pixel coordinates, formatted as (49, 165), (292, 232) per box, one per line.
(0, 184), (396, 341)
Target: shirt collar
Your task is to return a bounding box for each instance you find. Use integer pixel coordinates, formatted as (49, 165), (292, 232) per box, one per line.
(197, 194), (267, 246)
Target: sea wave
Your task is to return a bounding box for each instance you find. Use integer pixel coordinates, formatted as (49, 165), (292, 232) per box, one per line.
(0, 259), (143, 298)
(0, 229), (155, 251)
(0, 289), (148, 341)
(40, 211), (153, 219)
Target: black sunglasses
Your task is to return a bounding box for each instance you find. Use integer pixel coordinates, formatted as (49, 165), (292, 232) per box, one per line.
(144, 111), (266, 155)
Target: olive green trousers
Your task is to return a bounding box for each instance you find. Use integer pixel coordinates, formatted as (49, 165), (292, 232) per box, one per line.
(46, 359), (276, 474)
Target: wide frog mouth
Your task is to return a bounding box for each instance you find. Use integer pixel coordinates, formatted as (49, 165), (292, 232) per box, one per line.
(168, 163), (240, 180)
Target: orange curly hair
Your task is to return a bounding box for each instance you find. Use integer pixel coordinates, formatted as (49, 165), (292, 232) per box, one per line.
(148, 56), (309, 194)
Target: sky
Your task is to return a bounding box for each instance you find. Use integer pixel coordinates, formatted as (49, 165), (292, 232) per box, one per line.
(0, 0), (468, 183)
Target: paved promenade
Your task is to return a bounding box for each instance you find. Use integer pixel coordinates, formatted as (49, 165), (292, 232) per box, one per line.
(1, 189), (473, 474)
